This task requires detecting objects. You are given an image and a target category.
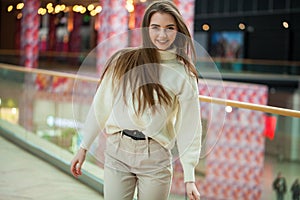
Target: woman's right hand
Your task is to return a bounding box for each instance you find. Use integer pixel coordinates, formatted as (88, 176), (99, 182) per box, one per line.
(70, 148), (87, 178)
(186, 182), (200, 200)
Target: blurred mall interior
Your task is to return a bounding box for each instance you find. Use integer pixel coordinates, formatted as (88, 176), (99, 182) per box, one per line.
(0, 0), (300, 199)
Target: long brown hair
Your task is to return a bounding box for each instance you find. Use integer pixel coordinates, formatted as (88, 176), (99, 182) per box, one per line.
(100, 0), (198, 114)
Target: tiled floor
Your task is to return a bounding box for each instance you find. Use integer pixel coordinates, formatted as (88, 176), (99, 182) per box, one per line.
(0, 136), (103, 200)
(1, 134), (300, 200)
(261, 154), (300, 200)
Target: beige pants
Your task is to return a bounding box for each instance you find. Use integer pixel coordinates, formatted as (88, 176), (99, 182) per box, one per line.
(104, 133), (173, 200)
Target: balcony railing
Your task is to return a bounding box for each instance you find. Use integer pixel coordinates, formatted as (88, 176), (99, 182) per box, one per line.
(0, 62), (299, 199)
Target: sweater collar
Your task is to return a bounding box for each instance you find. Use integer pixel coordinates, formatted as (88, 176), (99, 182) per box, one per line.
(158, 48), (177, 61)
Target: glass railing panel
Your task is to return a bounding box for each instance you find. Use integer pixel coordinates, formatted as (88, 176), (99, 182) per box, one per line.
(1, 63), (299, 200)
(0, 65), (102, 174)
(0, 67), (24, 126)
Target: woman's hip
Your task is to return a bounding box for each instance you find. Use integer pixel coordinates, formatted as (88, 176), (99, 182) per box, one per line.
(105, 132), (172, 173)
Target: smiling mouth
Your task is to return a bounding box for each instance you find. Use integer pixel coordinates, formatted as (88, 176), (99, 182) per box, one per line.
(156, 40), (169, 45)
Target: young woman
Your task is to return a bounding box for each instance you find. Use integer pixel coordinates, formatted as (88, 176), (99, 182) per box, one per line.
(71, 1), (202, 200)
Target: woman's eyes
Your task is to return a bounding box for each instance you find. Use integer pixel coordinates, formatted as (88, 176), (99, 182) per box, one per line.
(151, 26), (159, 30)
(150, 26), (176, 31)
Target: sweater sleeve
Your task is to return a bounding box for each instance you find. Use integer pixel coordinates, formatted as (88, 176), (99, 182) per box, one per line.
(175, 76), (202, 183)
(79, 74), (114, 150)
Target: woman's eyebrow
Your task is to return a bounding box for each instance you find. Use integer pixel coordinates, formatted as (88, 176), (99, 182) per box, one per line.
(166, 24), (176, 27)
(150, 24), (160, 27)
(150, 24), (176, 27)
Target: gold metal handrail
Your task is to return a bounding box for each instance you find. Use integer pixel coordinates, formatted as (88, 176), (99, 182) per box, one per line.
(1, 63), (300, 118)
(200, 96), (300, 118)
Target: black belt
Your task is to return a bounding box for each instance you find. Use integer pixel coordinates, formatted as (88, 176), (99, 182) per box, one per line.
(122, 129), (148, 140)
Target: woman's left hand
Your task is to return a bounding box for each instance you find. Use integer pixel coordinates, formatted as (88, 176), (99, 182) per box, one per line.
(186, 182), (200, 200)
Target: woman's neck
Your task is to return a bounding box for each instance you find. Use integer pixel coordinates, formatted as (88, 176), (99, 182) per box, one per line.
(158, 48), (176, 61)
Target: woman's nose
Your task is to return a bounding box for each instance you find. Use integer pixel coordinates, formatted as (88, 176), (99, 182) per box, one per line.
(158, 28), (167, 38)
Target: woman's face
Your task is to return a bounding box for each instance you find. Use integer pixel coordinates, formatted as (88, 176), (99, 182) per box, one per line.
(149, 12), (178, 50)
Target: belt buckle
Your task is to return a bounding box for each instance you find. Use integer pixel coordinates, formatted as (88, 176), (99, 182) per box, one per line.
(123, 129), (146, 140)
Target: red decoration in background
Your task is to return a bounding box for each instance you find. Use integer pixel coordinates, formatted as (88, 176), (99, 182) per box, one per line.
(20, 0), (40, 68)
(174, 0), (195, 36)
(129, 3), (146, 47)
(97, 0), (128, 73)
(171, 80), (268, 200)
(264, 115), (277, 140)
(35, 74), (51, 90)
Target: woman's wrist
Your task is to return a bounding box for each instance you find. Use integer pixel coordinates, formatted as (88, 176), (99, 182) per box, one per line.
(79, 147), (87, 153)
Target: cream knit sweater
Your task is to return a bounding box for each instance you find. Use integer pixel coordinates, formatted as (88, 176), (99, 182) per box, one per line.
(80, 49), (202, 182)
